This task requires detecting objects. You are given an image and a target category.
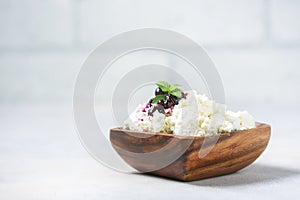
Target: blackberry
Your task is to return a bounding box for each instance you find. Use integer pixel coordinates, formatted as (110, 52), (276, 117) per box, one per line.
(148, 105), (165, 116)
(169, 94), (179, 105)
(155, 87), (167, 96)
(148, 83), (183, 112)
(148, 98), (153, 106)
(162, 96), (171, 108)
(156, 95), (178, 109)
(156, 99), (165, 108)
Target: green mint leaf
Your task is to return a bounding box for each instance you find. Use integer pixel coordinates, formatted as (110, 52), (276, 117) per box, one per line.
(156, 81), (170, 88)
(171, 88), (183, 98)
(152, 95), (166, 104)
(169, 84), (180, 92)
(160, 86), (169, 92)
(156, 81), (171, 92)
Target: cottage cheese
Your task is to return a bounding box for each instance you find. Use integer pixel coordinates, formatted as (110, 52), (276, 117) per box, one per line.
(123, 90), (255, 136)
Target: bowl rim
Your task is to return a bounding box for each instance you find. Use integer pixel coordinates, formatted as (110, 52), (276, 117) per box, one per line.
(110, 122), (269, 140)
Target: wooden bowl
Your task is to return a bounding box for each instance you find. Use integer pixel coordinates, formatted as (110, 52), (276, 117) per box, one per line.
(110, 122), (271, 181)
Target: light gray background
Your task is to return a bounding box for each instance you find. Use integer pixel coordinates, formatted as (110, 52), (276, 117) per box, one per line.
(0, 0), (300, 199)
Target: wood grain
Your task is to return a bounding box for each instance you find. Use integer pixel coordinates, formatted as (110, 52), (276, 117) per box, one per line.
(110, 122), (271, 181)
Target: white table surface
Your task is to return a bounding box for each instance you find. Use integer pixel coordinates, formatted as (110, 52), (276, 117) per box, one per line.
(1, 104), (300, 200)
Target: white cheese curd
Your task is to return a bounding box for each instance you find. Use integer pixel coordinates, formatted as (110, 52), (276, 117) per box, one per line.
(123, 104), (151, 132)
(171, 90), (199, 136)
(123, 90), (256, 136)
(151, 110), (165, 132)
(123, 103), (165, 133)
